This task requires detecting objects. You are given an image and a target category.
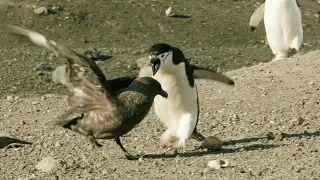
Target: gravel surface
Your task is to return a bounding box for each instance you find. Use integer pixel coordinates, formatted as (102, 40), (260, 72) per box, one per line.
(1, 0), (320, 97)
(1, 51), (320, 179)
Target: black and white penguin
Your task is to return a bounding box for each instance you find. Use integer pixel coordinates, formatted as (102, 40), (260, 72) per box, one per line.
(249, 0), (320, 60)
(147, 43), (234, 151)
(250, 0), (320, 32)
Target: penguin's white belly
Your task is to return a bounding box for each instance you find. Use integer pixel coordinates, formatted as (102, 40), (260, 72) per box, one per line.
(264, 0), (303, 56)
(153, 74), (198, 132)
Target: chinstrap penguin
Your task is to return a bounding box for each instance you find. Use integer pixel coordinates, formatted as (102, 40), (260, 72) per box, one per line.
(249, 0), (320, 60)
(147, 43), (234, 151)
(6, 25), (168, 160)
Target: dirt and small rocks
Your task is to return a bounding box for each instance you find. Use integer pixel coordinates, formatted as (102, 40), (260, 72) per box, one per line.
(36, 63), (54, 76)
(33, 5), (63, 15)
(1, 51), (320, 179)
(1, 0), (320, 179)
(36, 64), (53, 72)
(135, 57), (149, 68)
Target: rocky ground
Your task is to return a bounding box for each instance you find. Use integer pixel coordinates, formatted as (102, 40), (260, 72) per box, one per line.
(1, 51), (320, 179)
(1, 0), (320, 98)
(1, 0), (320, 179)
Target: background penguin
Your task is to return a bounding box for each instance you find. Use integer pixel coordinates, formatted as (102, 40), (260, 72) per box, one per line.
(148, 43), (234, 151)
(249, 0), (320, 60)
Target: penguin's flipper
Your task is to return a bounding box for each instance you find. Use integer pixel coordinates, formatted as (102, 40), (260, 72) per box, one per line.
(297, 0), (320, 13)
(249, 2), (265, 31)
(192, 66), (235, 85)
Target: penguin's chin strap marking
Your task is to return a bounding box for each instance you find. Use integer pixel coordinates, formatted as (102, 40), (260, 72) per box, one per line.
(162, 50), (171, 65)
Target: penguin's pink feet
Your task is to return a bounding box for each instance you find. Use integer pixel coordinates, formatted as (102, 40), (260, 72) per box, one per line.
(174, 138), (188, 153)
(273, 53), (288, 61)
(159, 130), (176, 151)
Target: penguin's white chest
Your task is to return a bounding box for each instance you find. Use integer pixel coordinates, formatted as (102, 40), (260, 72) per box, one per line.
(264, 0), (303, 57)
(153, 66), (198, 131)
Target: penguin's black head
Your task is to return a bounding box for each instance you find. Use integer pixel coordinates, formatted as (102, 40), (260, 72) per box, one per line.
(148, 43), (186, 75)
(148, 43), (173, 76)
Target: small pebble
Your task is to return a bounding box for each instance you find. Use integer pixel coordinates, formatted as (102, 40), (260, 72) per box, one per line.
(6, 95), (14, 101)
(207, 159), (230, 170)
(297, 117), (304, 125)
(275, 134), (283, 141)
(34, 7), (48, 15)
(199, 136), (223, 151)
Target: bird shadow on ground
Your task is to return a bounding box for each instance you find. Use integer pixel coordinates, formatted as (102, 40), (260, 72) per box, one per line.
(98, 55), (113, 61)
(281, 130), (320, 138)
(142, 144), (281, 159)
(142, 130), (320, 159)
(171, 15), (192, 19)
(223, 130), (320, 146)
(0, 136), (32, 149)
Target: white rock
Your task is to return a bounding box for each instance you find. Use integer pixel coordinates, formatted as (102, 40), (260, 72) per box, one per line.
(35, 157), (59, 173)
(6, 95), (14, 101)
(34, 7), (48, 15)
(165, 7), (176, 17)
(5, 95), (18, 101)
(207, 159), (230, 170)
(52, 65), (68, 86)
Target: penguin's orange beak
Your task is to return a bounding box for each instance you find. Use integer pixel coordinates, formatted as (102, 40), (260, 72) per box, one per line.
(150, 57), (161, 76)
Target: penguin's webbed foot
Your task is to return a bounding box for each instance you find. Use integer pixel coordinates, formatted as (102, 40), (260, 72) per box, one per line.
(174, 138), (187, 153)
(160, 129), (177, 147)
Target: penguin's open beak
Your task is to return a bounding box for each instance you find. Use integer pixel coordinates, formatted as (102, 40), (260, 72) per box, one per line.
(159, 89), (168, 99)
(150, 57), (161, 76)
